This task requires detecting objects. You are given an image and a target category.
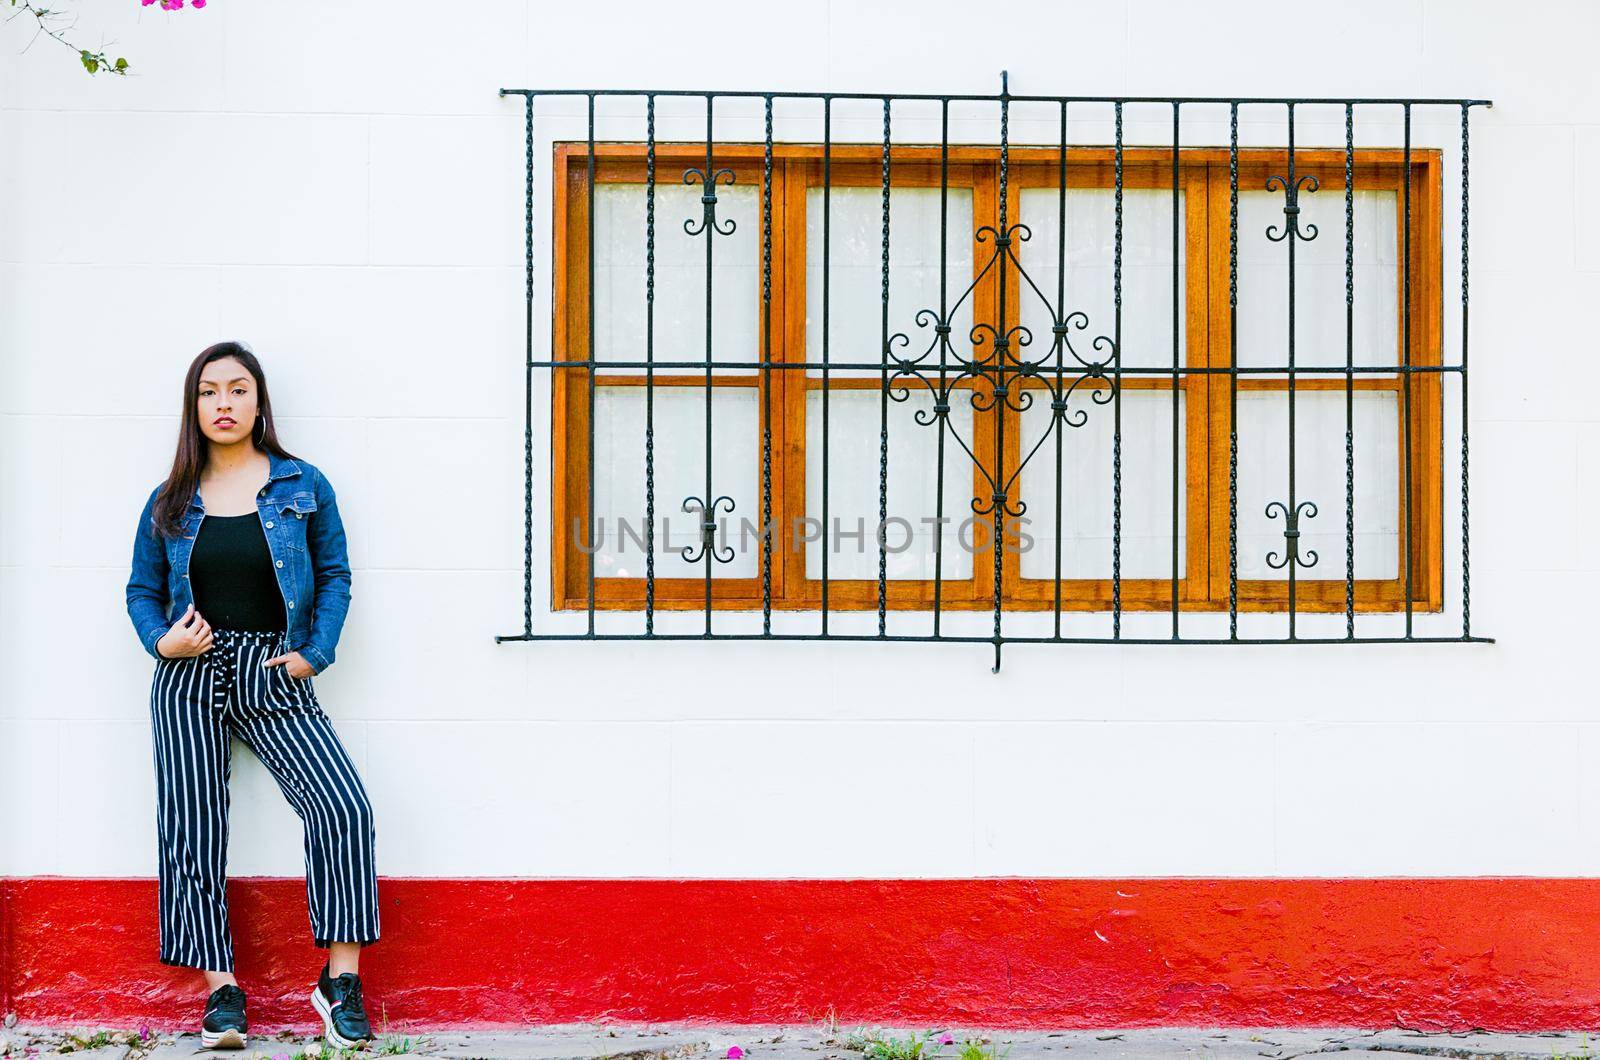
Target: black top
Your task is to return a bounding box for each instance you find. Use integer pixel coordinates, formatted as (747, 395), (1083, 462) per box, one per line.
(190, 513), (288, 632)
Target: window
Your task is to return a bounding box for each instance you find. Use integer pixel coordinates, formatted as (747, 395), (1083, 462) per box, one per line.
(550, 142), (1443, 615)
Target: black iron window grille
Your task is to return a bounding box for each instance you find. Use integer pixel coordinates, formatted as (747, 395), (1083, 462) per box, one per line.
(495, 75), (1493, 670)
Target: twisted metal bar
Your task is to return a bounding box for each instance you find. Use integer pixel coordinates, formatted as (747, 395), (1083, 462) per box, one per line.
(993, 72), (1009, 673)
(1112, 101), (1124, 639)
(585, 92), (597, 634)
(1227, 102), (1238, 639)
(520, 92), (535, 638)
(1344, 102), (1356, 639)
(821, 96), (832, 632)
(1052, 99), (1068, 639)
(1460, 103), (1472, 639)
(932, 99), (950, 639)
(645, 95), (658, 632)
(761, 94), (774, 634)
(879, 96), (892, 637)
(1402, 102), (1415, 637)
(1170, 101), (1180, 638)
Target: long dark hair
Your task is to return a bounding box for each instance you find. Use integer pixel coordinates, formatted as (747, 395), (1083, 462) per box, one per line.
(151, 341), (300, 539)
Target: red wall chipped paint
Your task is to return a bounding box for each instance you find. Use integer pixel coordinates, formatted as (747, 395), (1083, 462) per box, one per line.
(4, 878), (1600, 1031)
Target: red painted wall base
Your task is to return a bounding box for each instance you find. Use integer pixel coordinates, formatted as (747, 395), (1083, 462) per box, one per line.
(4, 878), (1600, 1032)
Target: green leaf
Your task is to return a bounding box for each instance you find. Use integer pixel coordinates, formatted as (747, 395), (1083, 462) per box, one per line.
(114, 57), (128, 71)
(80, 51), (98, 73)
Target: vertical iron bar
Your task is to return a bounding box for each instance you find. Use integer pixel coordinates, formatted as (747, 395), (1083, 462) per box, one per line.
(1228, 102), (1239, 640)
(762, 94), (774, 635)
(879, 96), (892, 635)
(1402, 102), (1414, 637)
(1112, 101), (1124, 640)
(701, 93), (714, 634)
(586, 92), (597, 634)
(933, 98), (949, 638)
(1460, 102), (1472, 639)
(1344, 103), (1356, 638)
(645, 95), (657, 633)
(1052, 100), (1067, 638)
(521, 92), (534, 637)
(1170, 102), (1180, 638)
(1285, 102), (1299, 638)
(992, 75), (1009, 673)
(821, 96), (832, 633)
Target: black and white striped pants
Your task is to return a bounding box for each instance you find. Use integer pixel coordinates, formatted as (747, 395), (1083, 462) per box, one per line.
(149, 626), (380, 972)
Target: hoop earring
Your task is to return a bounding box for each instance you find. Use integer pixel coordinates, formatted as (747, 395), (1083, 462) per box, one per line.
(253, 416), (265, 444)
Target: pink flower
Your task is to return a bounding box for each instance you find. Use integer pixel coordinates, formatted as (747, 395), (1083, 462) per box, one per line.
(939, 1034), (954, 1046)
(141, 0), (157, 6)
(726, 1049), (744, 1059)
(192, 0), (206, 7)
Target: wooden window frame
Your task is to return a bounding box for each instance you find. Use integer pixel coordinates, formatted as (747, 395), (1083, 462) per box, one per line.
(551, 142), (1443, 614)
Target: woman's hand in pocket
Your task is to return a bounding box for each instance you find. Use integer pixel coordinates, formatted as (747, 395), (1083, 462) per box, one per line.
(156, 604), (212, 659)
(263, 650), (315, 680)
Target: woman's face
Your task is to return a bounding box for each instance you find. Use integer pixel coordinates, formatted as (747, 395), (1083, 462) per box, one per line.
(196, 356), (262, 447)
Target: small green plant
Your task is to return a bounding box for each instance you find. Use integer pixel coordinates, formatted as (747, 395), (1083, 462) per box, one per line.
(57, 1028), (116, 1053)
(955, 1038), (1009, 1060)
(841, 1027), (949, 1060)
(1553, 1032), (1597, 1060)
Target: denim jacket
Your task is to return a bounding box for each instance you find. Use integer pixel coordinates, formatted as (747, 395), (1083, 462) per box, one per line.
(125, 451), (352, 674)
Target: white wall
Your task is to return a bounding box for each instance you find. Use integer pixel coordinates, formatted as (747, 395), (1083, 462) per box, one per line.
(2, 0), (1594, 880)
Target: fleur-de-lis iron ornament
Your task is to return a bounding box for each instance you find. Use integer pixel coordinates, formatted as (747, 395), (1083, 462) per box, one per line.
(888, 221), (1118, 519)
(680, 495), (737, 564)
(1265, 499), (1319, 570)
(1265, 173), (1320, 242)
(682, 166), (737, 236)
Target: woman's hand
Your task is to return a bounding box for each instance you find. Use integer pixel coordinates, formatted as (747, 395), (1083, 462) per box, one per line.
(156, 603), (213, 659)
(263, 650), (316, 680)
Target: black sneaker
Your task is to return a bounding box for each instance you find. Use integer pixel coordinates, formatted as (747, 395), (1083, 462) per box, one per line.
(200, 982), (248, 1049)
(310, 961), (376, 1049)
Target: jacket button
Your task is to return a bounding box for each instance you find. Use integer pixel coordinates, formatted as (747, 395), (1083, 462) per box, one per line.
(275, 560), (283, 568)
(287, 601), (294, 609)
(265, 520), (274, 529)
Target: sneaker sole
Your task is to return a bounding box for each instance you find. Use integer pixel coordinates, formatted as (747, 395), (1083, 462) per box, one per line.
(310, 984), (368, 1050)
(200, 1028), (246, 1049)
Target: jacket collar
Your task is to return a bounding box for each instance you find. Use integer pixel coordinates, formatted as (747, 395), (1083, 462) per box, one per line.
(186, 450), (301, 510)
(266, 450), (302, 482)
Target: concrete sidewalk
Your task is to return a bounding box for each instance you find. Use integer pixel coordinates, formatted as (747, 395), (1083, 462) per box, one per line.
(4, 1022), (1599, 1060)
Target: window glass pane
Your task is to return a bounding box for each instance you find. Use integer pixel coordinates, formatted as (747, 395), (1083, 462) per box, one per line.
(1235, 389), (1399, 580)
(592, 182), (760, 375)
(1017, 187), (1184, 372)
(590, 386), (761, 579)
(1235, 188), (1397, 376)
(805, 186), (975, 379)
(1016, 388), (1186, 580)
(804, 388), (975, 580)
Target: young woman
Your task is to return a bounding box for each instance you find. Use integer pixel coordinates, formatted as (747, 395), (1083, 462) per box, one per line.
(125, 341), (380, 1050)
